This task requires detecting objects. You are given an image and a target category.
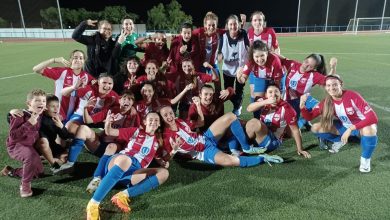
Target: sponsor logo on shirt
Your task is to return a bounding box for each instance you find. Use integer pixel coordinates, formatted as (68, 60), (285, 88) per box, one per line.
(141, 146), (150, 155)
(274, 114), (280, 121)
(364, 105), (372, 114)
(289, 81), (297, 87)
(340, 116), (348, 122)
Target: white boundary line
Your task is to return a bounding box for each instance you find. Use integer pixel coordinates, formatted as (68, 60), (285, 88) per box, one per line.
(283, 52), (390, 56)
(0, 72), (35, 80)
(368, 102), (390, 113)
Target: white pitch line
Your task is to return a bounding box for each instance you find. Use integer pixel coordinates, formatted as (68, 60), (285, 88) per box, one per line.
(368, 102), (390, 113)
(0, 72), (35, 80)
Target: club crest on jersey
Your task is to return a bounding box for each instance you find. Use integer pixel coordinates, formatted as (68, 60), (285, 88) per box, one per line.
(346, 107), (354, 115)
(186, 137), (196, 145)
(141, 146), (150, 155)
(364, 105), (372, 114)
(273, 114), (280, 121)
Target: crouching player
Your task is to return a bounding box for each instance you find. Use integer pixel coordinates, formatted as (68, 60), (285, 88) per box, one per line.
(246, 83), (311, 158)
(53, 90), (140, 174)
(86, 112), (168, 220)
(300, 75), (378, 172)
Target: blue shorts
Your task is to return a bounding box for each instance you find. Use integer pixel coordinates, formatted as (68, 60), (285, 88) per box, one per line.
(67, 113), (84, 124)
(288, 95), (319, 117)
(257, 131), (282, 153)
(201, 63), (220, 76)
(334, 120), (359, 137)
(200, 129), (221, 164)
(105, 154), (142, 186)
(249, 72), (255, 85)
(253, 77), (269, 93)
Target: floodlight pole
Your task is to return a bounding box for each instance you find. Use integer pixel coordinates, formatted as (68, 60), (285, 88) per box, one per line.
(325, 0), (330, 32)
(380, 0), (387, 31)
(296, 0), (301, 35)
(56, 0), (65, 41)
(353, 0), (359, 34)
(17, 0), (27, 38)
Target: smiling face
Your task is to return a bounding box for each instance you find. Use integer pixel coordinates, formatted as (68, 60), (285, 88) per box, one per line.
(182, 60), (194, 75)
(181, 28), (192, 42)
(251, 13), (265, 30)
(27, 95), (46, 114)
(98, 76), (113, 96)
(204, 19), (217, 36)
(70, 51), (85, 71)
(144, 112), (160, 134)
(122, 19), (134, 34)
(141, 84), (155, 102)
(300, 57), (318, 73)
(127, 59), (139, 75)
(325, 78), (343, 98)
(154, 33), (166, 48)
(159, 106), (176, 126)
(253, 50), (268, 66)
(99, 23), (112, 40)
(46, 100), (60, 117)
(145, 62), (158, 80)
(199, 87), (215, 106)
(227, 18), (239, 37)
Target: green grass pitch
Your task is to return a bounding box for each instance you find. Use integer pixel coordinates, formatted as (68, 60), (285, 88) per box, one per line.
(0, 33), (389, 219)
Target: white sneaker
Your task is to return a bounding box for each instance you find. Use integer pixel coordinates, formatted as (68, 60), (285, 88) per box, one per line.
(328, 141), (346, 153)
(52, 162), (74, 175)
(86, 177), (101, 194)
(359, 157), (371, 173)
(261, 154), (284, 166)
(232, 106), (242, 117)
(243, 145), (267, 155)
(230, 149), (242, 157)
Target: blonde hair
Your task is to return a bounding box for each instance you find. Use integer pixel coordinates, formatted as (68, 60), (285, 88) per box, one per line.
(27, 89), (46, 101)
(320, 94), (334, 131)
(203, 11), (218, 26)
(250, 11), (266, 27)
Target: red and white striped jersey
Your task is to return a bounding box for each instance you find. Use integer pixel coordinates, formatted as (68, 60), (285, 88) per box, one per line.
(247, 27), (279, 49)
(74, 84), (119, 116)
(282, 59), (326, 100)
(242, 53), (283, 81)
(42, 67), (94, 120)
(301, 90), (378, 130)
(161, 119), (206, 159)
(117, 127), (159, 168)
(258, 98), (297, 139)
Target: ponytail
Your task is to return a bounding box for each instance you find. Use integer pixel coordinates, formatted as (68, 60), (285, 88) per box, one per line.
(320, 93), (334, 131)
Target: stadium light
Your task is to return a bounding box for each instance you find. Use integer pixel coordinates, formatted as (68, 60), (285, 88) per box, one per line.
(296, 0), (301, 35)
(325, 0), (330, 32)
(380, 0), (387, 31)
(353, 0), (359, 34)
(56, 0), (65, 40)
(17, 0), (27, 38)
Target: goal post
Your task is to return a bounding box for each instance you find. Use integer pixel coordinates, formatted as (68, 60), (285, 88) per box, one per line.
(346, 17), (390, 33)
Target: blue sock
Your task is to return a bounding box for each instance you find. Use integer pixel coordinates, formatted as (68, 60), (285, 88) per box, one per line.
(127, 175), (159, 197)
(93, 155), (110, 178)
(68, 138), (85, 162)
(239, 156), (264, 167)
(315, 132), (341, 142)
(298, 117), (308, 129)
(250, 96), (255, 103)
(361, 136), (378, 159)
(230, 119), (250, 150)
(92, 165), (124, 202)
(227, 136), (239, 151)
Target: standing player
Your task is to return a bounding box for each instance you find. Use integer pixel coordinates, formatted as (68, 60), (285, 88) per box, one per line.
(246, 83), (311, 158)
(86, 112), (168, 219)
(217, 14), (249, 116)
(141, 32), (170, 67)
(300, 75), (378, 172)
(236, 40), (283, 98)
(32, 50), (95, 122)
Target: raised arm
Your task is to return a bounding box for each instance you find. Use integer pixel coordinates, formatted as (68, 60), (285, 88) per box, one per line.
(72, 20), (97, 45)
(32, 57), (70, 74)
(247, 97), (276, 112)
(170, 83), (194, 105)
(104, 113), (119, 137)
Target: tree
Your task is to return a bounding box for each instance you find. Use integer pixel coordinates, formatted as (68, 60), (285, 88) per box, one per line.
(0, 17), (7, 28)
(40, 7), (59, 28)
(147, 3), (168, 30)
(99, 6), (139, 24)
(165, 0), (192, 32)
(147, 0), (192, 32)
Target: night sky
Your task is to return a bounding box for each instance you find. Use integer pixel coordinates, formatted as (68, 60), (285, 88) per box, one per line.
(1, 0), (388, 29)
